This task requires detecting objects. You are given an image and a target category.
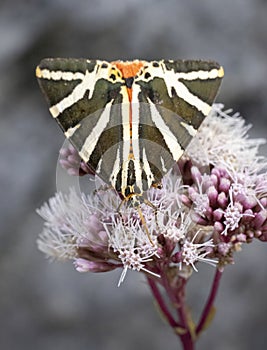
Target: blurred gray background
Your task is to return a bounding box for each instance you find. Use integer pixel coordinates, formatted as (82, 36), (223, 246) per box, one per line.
(1, 0), (267, 349)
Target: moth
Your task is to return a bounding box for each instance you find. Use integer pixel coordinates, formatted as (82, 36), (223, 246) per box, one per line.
(36, 59), (224, 208)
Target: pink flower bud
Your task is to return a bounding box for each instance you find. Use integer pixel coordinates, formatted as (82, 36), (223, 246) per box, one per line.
(214, 221), (224, 233)
(191, 212), (208, 225)
(67, 154), (80, 165)
(59, 159), (72, 169)
(259, 198), (267, 207)
(217, 192), (228, 208)
(213, 209), (223, 221)
(202, 178), (215, 192)
(59, 148), (70, 157)
(236, 233), (247, 242)
(242, 209), (254, 223)
(253, 210), (267, 229)
(211, 168), (221, 178)
(191, 166), (202, 183)
(188, 187), (198, 201)
(219, 177), (231, 193)
(179, 194), (192, 206)
(210, 174), (219, 187)
(207, 186), (218, 207)
(236, 194), (257, 210)
(74, 258), (117, 273)
(218, 242), (232, 256)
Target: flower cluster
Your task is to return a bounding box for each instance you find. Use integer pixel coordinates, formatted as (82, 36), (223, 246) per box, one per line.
(37, 104), (267, 285)
(59, 144), (92, 176)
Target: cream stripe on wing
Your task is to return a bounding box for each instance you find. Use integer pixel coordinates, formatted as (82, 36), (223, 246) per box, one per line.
(79, 100), (114, 163)
(109, 147), (121, 188)
(130, 84), (143, 189)
(175, 66), (224, 81)
(147, 98), (184, 161)
(120, 86), (131, 191)
(163, 71), (212, 116)
(136, 62), (221, 117)
(120, 86), (131, 162)
(64, 124), (81, 138)
(142, 148), (155, 188)
(180, 122), (197, 137)
(49, 64), (100, 118)
(36, 68), (85, 81)
(131, 85), (141, 160)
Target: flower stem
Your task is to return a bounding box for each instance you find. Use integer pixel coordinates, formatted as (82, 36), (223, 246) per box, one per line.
(147, 276), (178, 328)
(147, 268), (223, 349)
(174, 278), (195, 350)
(147, 273), (194, 350)
(196, 268), (223, 335)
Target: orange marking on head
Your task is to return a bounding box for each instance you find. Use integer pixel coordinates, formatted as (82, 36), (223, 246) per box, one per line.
(112, 60), (145, 78)
(111, 60), (145, 102)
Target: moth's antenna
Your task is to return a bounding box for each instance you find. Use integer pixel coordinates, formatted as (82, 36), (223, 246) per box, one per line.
(120, 194), (155, 246)
(136, 204), (154, 245)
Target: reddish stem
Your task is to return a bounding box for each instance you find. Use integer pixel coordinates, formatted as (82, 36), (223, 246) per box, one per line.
(171, 278), (195, 350)
(147, 268), (223, 349)
(147, 275), (194, 350)
(147, 276), (178, 328)
(196, 268), (223, 335)
(161, 271), (195, 350)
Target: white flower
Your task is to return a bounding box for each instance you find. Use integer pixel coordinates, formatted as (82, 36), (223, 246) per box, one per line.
(36, 190), (81, 259)
(220, 187), (254, 236)
(37, 227), (77, 260)
(37, 188), (109, 259)
(187, 103), (266, 172)
(181, 231), (216, 271)
(188, 170), (210, 217)
(164, 212), (191, 242)
(222, 202), (243, 235)
(106, 217), (160, 286)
